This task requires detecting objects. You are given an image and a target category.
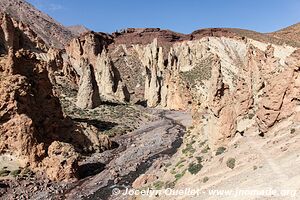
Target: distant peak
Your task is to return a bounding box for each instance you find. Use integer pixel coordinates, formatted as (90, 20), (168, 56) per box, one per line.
(67, 25), (90, 36)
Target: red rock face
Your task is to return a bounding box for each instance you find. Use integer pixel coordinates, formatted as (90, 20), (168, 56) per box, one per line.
(112, 28), (190, 51)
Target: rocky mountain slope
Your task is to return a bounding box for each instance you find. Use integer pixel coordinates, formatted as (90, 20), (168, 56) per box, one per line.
(0, 0), (74, 48)
(0, 1), (300, 199)
(269, 23), (300, 45)
(67, 25), (90, 36)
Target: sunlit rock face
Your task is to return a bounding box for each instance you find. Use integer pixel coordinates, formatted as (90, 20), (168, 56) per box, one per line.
(0, 14), (114, 181)
(66, 27), (299, 148)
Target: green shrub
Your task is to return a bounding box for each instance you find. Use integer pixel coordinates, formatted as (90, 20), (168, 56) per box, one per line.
(175, 170), (186, 181)
(0, 169), (10, 177)
(182, 143), (196, 155)
(226, 158), (236, 169)
(199, 140), (207, 148)
(248, 113), (255, 119)
(175, 159), (186, 167)
(153, 181), (164, 190)
(203, 176), (209, 183)
(178, 164), (184, 169)
(196, 156), (203, 163)
(10, 169), (21, 177)
(170, 168), (177, 174)
(188, 163), (203, 174)
(165, 181), (176, 189)
(215, 147), (226, 156)
(201, 145), (210, 153)
(291, 128), (296, 134)
(165, 163), (172, 168)
(21, 167), (33, 177)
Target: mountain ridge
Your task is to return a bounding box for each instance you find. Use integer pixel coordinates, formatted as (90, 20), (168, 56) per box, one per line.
(0, 0), (74, 48)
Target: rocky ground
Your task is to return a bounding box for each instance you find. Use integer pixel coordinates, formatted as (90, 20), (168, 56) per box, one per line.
(63, 109), (192, 200)
(0, 108), (192, 200)
(125, 114), (300, 200)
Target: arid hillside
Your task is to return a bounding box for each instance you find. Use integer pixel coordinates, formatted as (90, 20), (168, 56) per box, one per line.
(269, 22), (300, 46)
(0, 0), (74, 48)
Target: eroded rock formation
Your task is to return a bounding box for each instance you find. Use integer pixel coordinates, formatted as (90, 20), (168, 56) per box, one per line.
(66, 32), (129, 108)
(1, 5), (300, 185)
(65, 28), (300, 149)
(0, 14), (113, 181)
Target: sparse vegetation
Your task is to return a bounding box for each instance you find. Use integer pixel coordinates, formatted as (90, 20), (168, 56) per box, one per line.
(188, 163), (203, 174)
(182, 143), (196, 155)
(0, 169), (10, 177)
(253, 165), (258, 170)
(180, 56), (213, 87)
(226, 158), (236, 169)
(153, 181), (164, 189)
(56, 77), (150, 138)
(201, 145), (210, 153)
(175, 159), (186, 167)
(175, 170), (186, 181)
(215, 146), (226, 156)
(10, 169), (21, 177)
(203, 176), (209, 183)
(165, 181), (176, 189)
(291, 128), (296, 134)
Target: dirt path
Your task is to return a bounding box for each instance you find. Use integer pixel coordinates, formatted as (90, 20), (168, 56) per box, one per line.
(62, 109), (192, 200)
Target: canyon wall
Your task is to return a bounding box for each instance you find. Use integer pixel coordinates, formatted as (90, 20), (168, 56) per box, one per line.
(0, 14), (112, 181)
(1, 12), (300, 182)
(67, 29), (300, 149)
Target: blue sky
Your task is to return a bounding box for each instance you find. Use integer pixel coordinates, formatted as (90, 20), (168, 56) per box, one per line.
(27, 0), (300, 34)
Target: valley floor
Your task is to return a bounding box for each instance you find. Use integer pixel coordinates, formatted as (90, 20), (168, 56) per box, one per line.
(18, 108), (191, 200)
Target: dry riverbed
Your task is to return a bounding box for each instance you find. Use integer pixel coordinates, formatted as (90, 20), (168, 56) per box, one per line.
(0, 107), (192, 200)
